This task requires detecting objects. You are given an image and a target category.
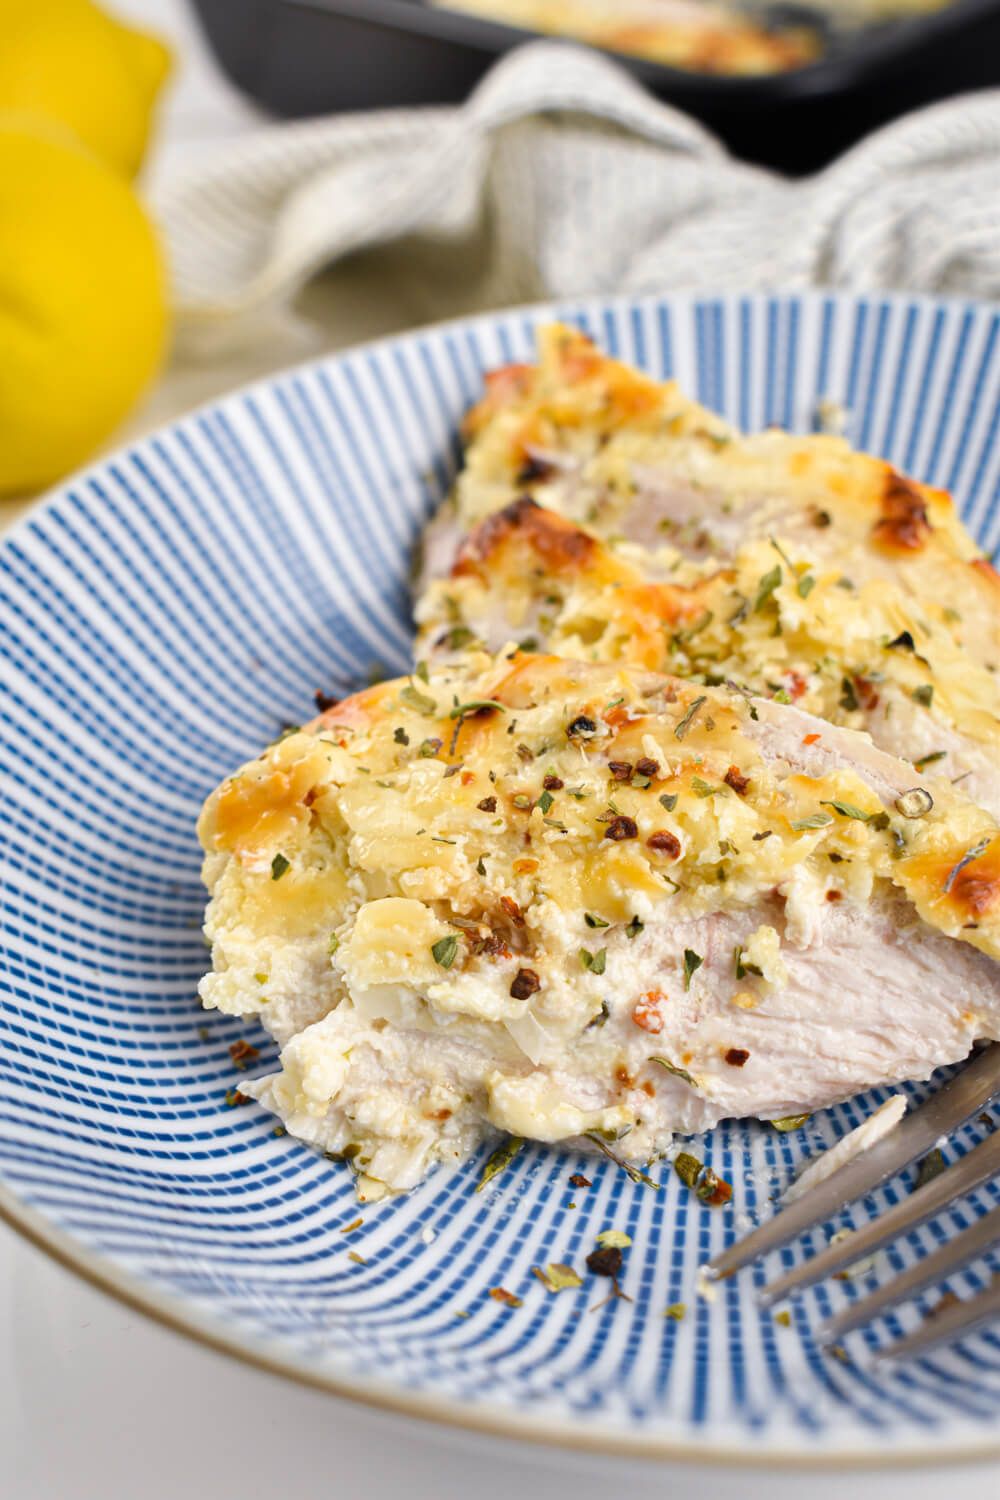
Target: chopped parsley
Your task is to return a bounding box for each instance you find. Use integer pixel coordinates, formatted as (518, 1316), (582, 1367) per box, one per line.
(682, 949), (703, 990)
(791, 812), (833, 831)
(771, 1114), (810, 1132)
(659, 792), (678, 812)
(393, 726), (409, 745)
(651, 1056), (696, 1088)
(674, 695), (707, 740)
(538, 789), (555, 814)
(625, 915), (644, 940)
(753, 565), (782, 613)
(796, 574), (816, 600)
(912, 684), (934, 707)
(914, 749), (946, 771)
(820, 799), (887, 825)
(475, 1135), (524, 1193)
(580, 947), (607, 975)
(431, 935), (459, 969)
(449, 698), (505, 719)
(270, 853), (290, 881)
(734, 945), (762, 980)
(584, 912), (610, 928)
(943, 836), (991, 894)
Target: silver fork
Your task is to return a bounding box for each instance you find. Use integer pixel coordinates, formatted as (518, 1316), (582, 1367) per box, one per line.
(703, 1044), (1000, 1359)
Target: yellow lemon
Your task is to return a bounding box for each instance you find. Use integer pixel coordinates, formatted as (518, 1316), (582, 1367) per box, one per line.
(0, 0), (171, 177)
(0, 116), (170, 496)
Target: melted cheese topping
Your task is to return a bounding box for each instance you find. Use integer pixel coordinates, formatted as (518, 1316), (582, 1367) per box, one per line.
(443, 325), (999, 668)
(432, 0), (818, 74)
(417, 499), (1000, 806)
(199, 654), (1000, 1194)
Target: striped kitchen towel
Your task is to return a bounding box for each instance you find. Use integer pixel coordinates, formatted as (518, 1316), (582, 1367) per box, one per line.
(152, 39), (1000, 357)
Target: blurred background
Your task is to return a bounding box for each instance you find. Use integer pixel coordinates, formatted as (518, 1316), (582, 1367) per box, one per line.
(2, 0), (1000, 532)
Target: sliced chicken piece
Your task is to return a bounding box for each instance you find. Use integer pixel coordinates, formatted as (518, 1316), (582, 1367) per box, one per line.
(423, 324), (1000, 668)
(416, 498), (1000, 818)
(198, 653), (1000, 1197)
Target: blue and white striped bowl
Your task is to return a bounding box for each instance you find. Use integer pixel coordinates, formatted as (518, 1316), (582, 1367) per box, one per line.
(2, 291), (999, 1466)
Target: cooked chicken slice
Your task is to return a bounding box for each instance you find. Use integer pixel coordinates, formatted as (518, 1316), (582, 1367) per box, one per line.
(422, 324), (1000, 668)
(198, 653), (1000, 1198)
(416, 498), (1000, 818)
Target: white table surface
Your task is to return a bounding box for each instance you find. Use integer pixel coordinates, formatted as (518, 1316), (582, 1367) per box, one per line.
(3, 5), (998, 1495)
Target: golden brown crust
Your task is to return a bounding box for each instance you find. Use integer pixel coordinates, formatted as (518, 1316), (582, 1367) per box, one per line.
(453, 496), (597, 578)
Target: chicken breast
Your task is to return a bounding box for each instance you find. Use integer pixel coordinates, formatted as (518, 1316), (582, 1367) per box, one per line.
(198, 653), (1000, 1198)
(416, 497), (1000, 817)
(421, 324), (1000, 670)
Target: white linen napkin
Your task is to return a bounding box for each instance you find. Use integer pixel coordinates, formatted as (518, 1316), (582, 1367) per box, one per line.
(152, 39), (1000, 362)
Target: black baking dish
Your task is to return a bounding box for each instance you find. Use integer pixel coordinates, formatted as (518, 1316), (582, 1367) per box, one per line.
(192, 0), (1000, 173)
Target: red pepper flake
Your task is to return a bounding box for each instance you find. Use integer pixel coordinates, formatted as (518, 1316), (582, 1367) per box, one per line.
(853, 675), (880, 711)
(647, 830), (681, 858)
(229, 1038), (260, 1069)
(802, 732), (821, 745)
(604, 814), (638, 841)
(569, 1173), (592, 1189)
(586, 1245), (623, 1278)
(826, 889), (843, 902)
(510, 967), (541, 1000)
(724, 1047), (750, 1067)
(696, 1167), (734, 1207)
(460, 771), (476, 785)
(314, 689), (338, 712)
(632, 991), (666, 1034)
(723, 765), (749, 796)
(225, 1087), (252, 1107)
(608, 760), (633, 781)
(500, 896), (525, 925)
(489, 1286), (523, 1308)
(477, 795), (497, 812)
(635, 757), (660, 778)
(543, 774), (564, 790)
(784, 672), (808, 703)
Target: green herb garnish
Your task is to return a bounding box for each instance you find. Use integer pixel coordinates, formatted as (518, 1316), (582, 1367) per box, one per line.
(682, 949), (703, 990)
(791, 813), (834, 831)
(771, 1114), (810, 1132)
(796, 574), (816, 600)
(584, 913), (610, 929)
(580, 947), (607, 975)
(431, 935), (459, 969)
(753, 565), (782, 613)
(673, 1152), (702, 1189)
(734, 945), (762, 980)
(586, 1133), (660, 1189)
(270, 853), (290, 881)
(943, 836), (991, 894)
(913, 1148), (946, 1191)
(475, 1136), (524, 1193)
(674, 695), (707, 740)
(912, 684), (934, 707)
(538, 790), (555, 814)
(625, 915), (644, 940)
(659, 792), (678, 812)
(449, 699), (505, 718)
(651, 1057), (697, 1088)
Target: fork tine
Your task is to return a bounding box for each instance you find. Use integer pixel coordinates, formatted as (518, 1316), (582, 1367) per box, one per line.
(816, 1204), (1000, 1343)
(757, 1129), (1000, 1308)
(873, 1278), (1000, 1362)
(705, 1044), (1000, 1283)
